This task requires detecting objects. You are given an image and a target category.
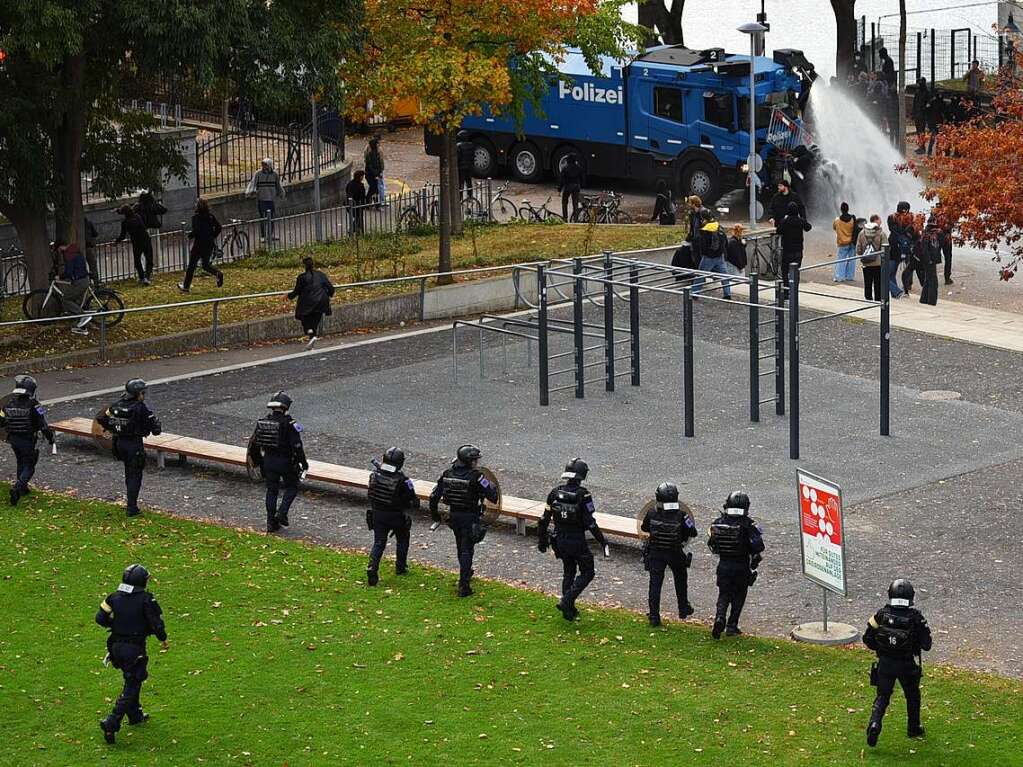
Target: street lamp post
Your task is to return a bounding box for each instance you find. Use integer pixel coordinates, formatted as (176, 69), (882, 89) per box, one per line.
(738, 21), (768, 231)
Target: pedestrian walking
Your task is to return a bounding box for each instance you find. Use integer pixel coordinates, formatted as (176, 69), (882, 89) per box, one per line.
(0, 374), (55, 505)
(889, 202), (923, 295)
(346, 170), (369, 234)
(912, 78), (930, 154)
(456, 132), (476, 203)
(246, 158), (285, 241)
(641, 482), (697, 627)
(364, 136), (385, 206)
(84, 215), (100, 284)
(179, 198), (224, 293)
(96, 379), (161, 517)
(288, 256), (335, 349)
(778, 201), (812, 291)
(137, 191), (167, 267)
(926, 95), (944, 156)
(725, 224), (747, 276)
(692, 219), (732, 299)
(248, 392), (308, 533)
(963, 60), (984, 95)
(650, 180), (676, 225)
(932, 203), (954, 285)
(856, 215), (887, 301)
(115, 205), (154, 285)
(684, 195), (710, 263)
(832, 202), (857, 282)
(558, 154), (584, 221)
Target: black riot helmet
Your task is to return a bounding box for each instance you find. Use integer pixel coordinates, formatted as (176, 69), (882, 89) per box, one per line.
(125, 378), (148, 398)
(562, 457), (589, 481)
(267, 391), (292, 411)
(122, 563), (150, 588)
(456, 444), (481, 465)
(724, 491), (751, 516)
(382, 446), (405, 470)
(655, 482), (679, 504)
(888, 578), (915, 606)
(13, 374), (37, 396)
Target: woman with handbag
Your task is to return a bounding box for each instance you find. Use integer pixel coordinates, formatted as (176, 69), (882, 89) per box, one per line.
(179, 198), (224, 293)
(856, 214), (888, 302)
(288, 256), (335, 349)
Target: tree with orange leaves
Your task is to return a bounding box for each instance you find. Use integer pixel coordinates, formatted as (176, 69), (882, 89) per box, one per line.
(907, 60), (1023, 281)
(341, 0), (640, 280)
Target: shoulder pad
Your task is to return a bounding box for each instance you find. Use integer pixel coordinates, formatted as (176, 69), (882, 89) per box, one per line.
(293, 422), (303, 433)
(868, 614), (879, 629)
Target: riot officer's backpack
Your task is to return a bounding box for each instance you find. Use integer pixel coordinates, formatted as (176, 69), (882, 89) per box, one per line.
(254, 416), (285, 450)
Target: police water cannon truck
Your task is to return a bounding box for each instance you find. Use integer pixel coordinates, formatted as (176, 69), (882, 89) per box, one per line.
(428, 45), (816, 206)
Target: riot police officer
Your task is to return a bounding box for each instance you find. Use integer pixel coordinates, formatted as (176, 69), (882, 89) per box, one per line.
(1, 374), (55, 505)
(707, 491), (764, 639)
(538, 458), (610, 621)
(640, 482), (697, 627)
(96, 563), (168, 745)
(366, 446), (420, 585)
(97, 379), (161, 517)
(863, 578), (932, 747)
(428, 444), (498, 597)
(247, 392), (308, 533)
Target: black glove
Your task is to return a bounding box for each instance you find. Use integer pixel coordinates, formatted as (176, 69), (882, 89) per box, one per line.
(365, 509), (374, 531)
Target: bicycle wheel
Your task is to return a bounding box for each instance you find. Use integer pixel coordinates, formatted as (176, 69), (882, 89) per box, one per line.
(489, 196), (519, 223)
(22, 289), (56, 320)
(518, 206), (541, 223)
(3, 262), (28, 295)
(613, 210), (634, 224)
(87, 289), (126, 327)
(542, 209), (564, 223)
(228, 230), (250, 261)
(398, 206), (425, 232)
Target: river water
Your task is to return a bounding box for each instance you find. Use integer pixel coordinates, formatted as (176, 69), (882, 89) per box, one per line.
(625, 0), (997, 77)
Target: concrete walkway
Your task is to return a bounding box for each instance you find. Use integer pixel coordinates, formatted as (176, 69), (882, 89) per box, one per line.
(733, 280), (1023, 354)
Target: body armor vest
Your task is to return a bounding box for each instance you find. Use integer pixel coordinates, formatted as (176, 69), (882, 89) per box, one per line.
(441, 473), (473, 512)
(552, 486), (583, 528)
(254, 416), (284, 450)
(3, 399), (34, 434)
(711, 520), (747, 558)
(369, 469), (402, 510)
(108, 402), (139, 436)
(876, 608), (916, 654)
(649, 512), (684, 551)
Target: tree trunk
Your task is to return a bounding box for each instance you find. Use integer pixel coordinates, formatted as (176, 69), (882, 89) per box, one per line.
(54, 53), (87, 249)
(897, 0), (907, 154)
(831, 0), (858, 79)
(436, 129), (453, 284)
(448, 137), (463, 236)
(6, 207), (54, 292)
(221, 98), (231, 165)
(637, 0), (685, 46)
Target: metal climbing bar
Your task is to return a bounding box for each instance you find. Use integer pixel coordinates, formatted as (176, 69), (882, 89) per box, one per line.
(797, 303), (878, 326)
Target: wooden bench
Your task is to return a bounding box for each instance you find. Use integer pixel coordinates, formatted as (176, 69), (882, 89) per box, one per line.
(51, 417), (642, 541)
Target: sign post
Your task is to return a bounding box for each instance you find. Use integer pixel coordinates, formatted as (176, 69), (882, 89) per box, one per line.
(791, 469), (858, 645)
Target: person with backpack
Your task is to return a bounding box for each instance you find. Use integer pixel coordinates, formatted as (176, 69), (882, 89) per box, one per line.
(918, 220), (943, 306)
(650, 180), (676, 226)
(778, 201), (812, 290)
(832, 202), (857, 282)
(692, 219), (732, 299)
(856, 214), (888, 301)
(115, 205), (154, 285)
(888, 202), (920, 296)
(137, 191), (167, 267)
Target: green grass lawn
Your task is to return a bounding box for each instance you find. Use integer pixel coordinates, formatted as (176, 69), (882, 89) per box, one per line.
(1, 223), (681, 366)
(2, 492), (1019, 766)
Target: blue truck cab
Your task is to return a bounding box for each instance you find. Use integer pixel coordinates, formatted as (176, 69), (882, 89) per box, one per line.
(429, 45), (810, 205)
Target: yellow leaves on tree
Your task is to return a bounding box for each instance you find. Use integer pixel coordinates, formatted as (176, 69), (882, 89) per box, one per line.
(912, 58), (1023, 279)
(341, 0), (627, 131)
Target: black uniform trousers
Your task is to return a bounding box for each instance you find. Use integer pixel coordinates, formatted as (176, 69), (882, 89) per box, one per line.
(449, 511), (479, 587)
(901, 255), (926, 293)
(648, 549), (689, 620)
(919, 261), (938, 305)
(715, 560), (750, 630)
(105, 650), (149, 730)
(263, 460), (298, 527)
(780, 250), (803, 291)
(870, 655), (923, 734)
(369, 510), (411, 574)
(554, 532), (594, 607)
(9, 434), (39, 492)
(561, 185), (581, 221)
(132, 241), (155, 281)
(113, 437), (146, 515)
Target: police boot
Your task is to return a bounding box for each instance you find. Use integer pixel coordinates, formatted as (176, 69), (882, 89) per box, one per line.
(128, 712), (149, 726)
(907, 708), (924, 739)
(99, 718), (117, 744)
(866, 701), (885, 747)
(458, 582), (473, 598)
(648, 614), (662, 628)
(367, 568), (379, 587)
(557, 597), (578, 621)
(680, 602), (695, 619)
(276, 511), (289, 527)
(9, 486), (21, 506)
(711, 619), (725, 640)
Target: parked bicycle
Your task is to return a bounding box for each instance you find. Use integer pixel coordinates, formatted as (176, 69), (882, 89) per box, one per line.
(1, 246), (29, 295)
(487, 182), (519, 223)
(22, 271), (125, 327)
(573, 191), (633, 224)
(398, 185), (489, 231)
(518, 196), (563, 223)
(217, 219), (251, 262)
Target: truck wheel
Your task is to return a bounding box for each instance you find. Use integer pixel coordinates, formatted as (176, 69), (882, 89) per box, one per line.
(510, 143), (544, 183)
(680, 160), (721, 206)
(472, 140), (497, 178)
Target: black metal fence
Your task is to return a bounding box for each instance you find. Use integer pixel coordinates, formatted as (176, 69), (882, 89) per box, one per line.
(80, 180), (494, 286)
(858, 17), (1013, 84)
